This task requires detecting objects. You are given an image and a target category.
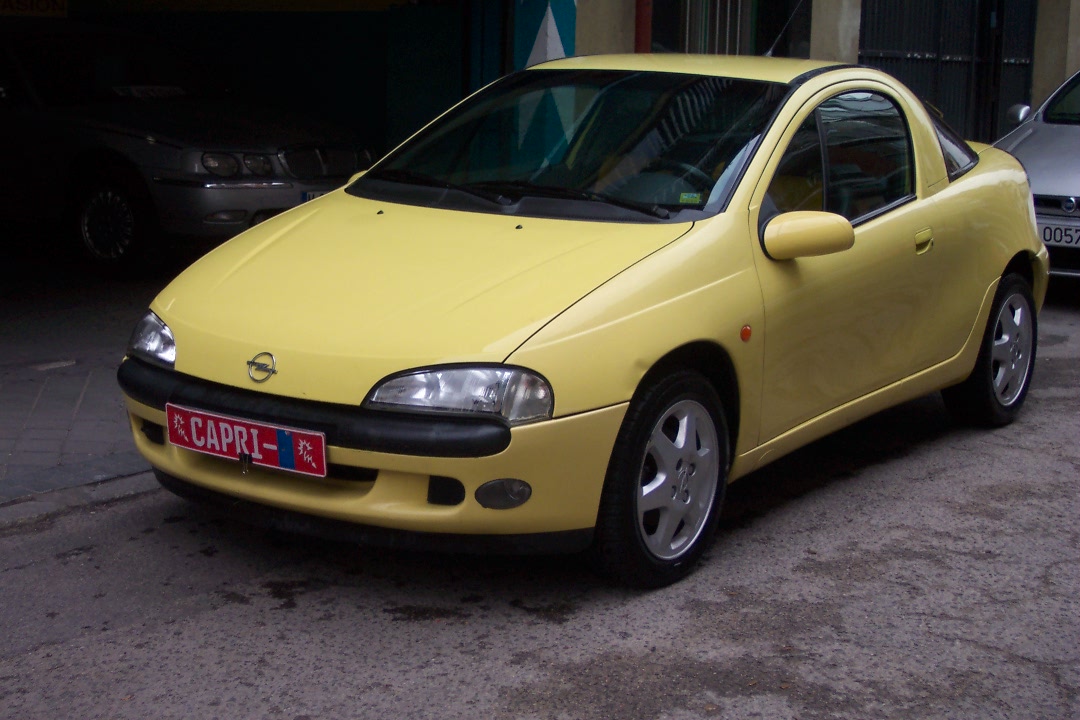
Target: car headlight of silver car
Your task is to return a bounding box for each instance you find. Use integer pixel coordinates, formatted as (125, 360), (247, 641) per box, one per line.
(202, 152), (240, 177)
(365, 367), (553, 426)
(127, 311), (176, 369)
(243, 154), (273, 176)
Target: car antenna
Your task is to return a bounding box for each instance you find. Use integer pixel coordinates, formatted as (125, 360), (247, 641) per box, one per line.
(764, 0), (807, 57)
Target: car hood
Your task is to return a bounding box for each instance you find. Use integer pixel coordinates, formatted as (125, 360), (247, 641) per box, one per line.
(63, 97), (355, 150)
(152, 191), (692, 404)
(996, 121), (1080, 197)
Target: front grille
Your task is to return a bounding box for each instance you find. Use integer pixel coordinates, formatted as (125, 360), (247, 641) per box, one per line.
(428, 476), (466, 506)
(1048, 245), (1080, 274)
(329, 465), (379, 483)
(280, 146), (358, 181)
(1034, 195), (1080, 219)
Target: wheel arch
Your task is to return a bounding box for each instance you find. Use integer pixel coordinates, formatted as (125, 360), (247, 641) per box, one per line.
(635, 341), (741, 461)
(1002, 249), (1048, 309)
(71, 148), (151, 196)
(1003, 251), (1034, 286)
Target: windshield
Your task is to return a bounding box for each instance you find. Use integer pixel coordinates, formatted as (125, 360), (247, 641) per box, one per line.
(350, 69), (788, 221)
(1044, 72), (1080, 125)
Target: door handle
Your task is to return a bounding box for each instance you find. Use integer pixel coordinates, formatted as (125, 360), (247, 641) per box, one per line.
(915, 227), (934, 255)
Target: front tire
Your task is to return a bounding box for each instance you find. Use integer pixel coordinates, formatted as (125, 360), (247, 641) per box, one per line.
(75, 170), (155, 271)
(942, 273), (1037, 427)
(592, 371), (729, 588)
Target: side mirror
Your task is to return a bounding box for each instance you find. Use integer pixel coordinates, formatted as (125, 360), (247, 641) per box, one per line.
(1006, 103), (1031, 125)
(347, 150), (374, 185)
(762, 211), (854, 260)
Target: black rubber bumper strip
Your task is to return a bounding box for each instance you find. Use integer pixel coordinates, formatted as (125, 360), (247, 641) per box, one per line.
(155, 469), (593, 555)
(118, 358), (511, 458)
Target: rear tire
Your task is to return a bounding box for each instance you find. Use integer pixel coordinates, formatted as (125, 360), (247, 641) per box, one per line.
(592, 370), (729, 588)
(942, 273), (1037, 427)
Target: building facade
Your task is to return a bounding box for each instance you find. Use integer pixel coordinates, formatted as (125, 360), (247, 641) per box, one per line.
(4, 0), (1076, 147)
(568, 0), (1079, 142)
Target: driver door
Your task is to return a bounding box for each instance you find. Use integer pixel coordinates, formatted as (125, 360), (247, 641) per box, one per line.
(752, 87), (942, 442)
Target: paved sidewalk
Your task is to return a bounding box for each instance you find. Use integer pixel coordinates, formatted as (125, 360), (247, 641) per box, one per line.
(0, 250), (177, 503)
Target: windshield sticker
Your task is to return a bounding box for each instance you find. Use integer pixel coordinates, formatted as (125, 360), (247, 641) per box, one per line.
(679, 192), (703, 204)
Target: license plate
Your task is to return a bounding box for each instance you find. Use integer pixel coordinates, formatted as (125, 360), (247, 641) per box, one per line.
(302, 190), (329, 202)
(166, 404), (327, 477)
(1039, 221), (1080, 246)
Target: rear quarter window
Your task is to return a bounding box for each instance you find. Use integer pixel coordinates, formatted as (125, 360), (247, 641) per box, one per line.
(929, 112), (978, 180)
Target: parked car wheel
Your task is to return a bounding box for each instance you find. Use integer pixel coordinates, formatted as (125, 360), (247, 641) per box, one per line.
(943, 273), (1037, 427)
(593, 371), (729, 588)
(75, 171), (155, 270)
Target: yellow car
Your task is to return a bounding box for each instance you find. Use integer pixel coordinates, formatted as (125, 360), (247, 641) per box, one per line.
(119, 55), (1049, 587)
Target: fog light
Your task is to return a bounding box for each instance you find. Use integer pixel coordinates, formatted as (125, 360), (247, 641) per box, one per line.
(205, 210), (247, 223)
(475, 478), (532, 510)
(251, 209), (284, 226)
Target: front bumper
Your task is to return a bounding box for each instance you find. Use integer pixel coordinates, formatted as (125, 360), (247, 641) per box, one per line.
(119, 359), (627, 546)
(153, 470), (594, 554)
(1035, 209), (1080, 278)
(149, 175), (347, 238)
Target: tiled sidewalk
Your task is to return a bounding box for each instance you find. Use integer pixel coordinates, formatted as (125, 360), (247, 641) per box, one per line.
(0, 252), (174, 503)
(0, 361), (146, 501)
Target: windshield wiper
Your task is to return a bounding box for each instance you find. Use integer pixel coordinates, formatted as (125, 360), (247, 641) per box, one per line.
(467, 180), (672, 219)
(366, 168), (512, 206)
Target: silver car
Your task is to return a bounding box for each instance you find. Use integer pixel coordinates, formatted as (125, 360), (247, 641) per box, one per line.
(996, 70), (1080, 279)
(0, 22), (368, 271)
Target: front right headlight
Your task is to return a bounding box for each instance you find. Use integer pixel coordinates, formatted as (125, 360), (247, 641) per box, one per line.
(127, 311), (176, 369)
(202, 152), (240, 177)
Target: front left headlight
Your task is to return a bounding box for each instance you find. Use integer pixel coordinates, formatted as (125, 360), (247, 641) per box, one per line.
(365, 366), (553, 426)
(127, 311), (176, 369)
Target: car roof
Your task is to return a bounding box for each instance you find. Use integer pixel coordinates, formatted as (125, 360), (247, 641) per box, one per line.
(530, 54), (842, 85)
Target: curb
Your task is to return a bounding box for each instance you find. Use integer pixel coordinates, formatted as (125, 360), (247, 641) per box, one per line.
(0, 470), (160, 528)
(0, 451), (150, 504)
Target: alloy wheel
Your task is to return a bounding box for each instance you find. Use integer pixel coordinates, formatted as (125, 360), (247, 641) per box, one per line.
(636, 399), (720, 561)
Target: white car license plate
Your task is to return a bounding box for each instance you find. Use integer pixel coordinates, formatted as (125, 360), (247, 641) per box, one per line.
(166, 404), (327, 477)
(1039, 221), (1080, 246)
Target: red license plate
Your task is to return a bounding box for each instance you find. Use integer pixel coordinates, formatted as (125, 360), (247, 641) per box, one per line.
(166, 404), (327, 478)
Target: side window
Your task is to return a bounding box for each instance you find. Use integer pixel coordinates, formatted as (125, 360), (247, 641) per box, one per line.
(765, 113), (825, 216)
(763, 90), (915, 230)
(819, 91), (914, 221)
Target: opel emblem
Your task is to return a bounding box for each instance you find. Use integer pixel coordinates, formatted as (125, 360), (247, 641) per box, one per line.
(1063, 197), (1077, 214)
(247, 352), (277, 383)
